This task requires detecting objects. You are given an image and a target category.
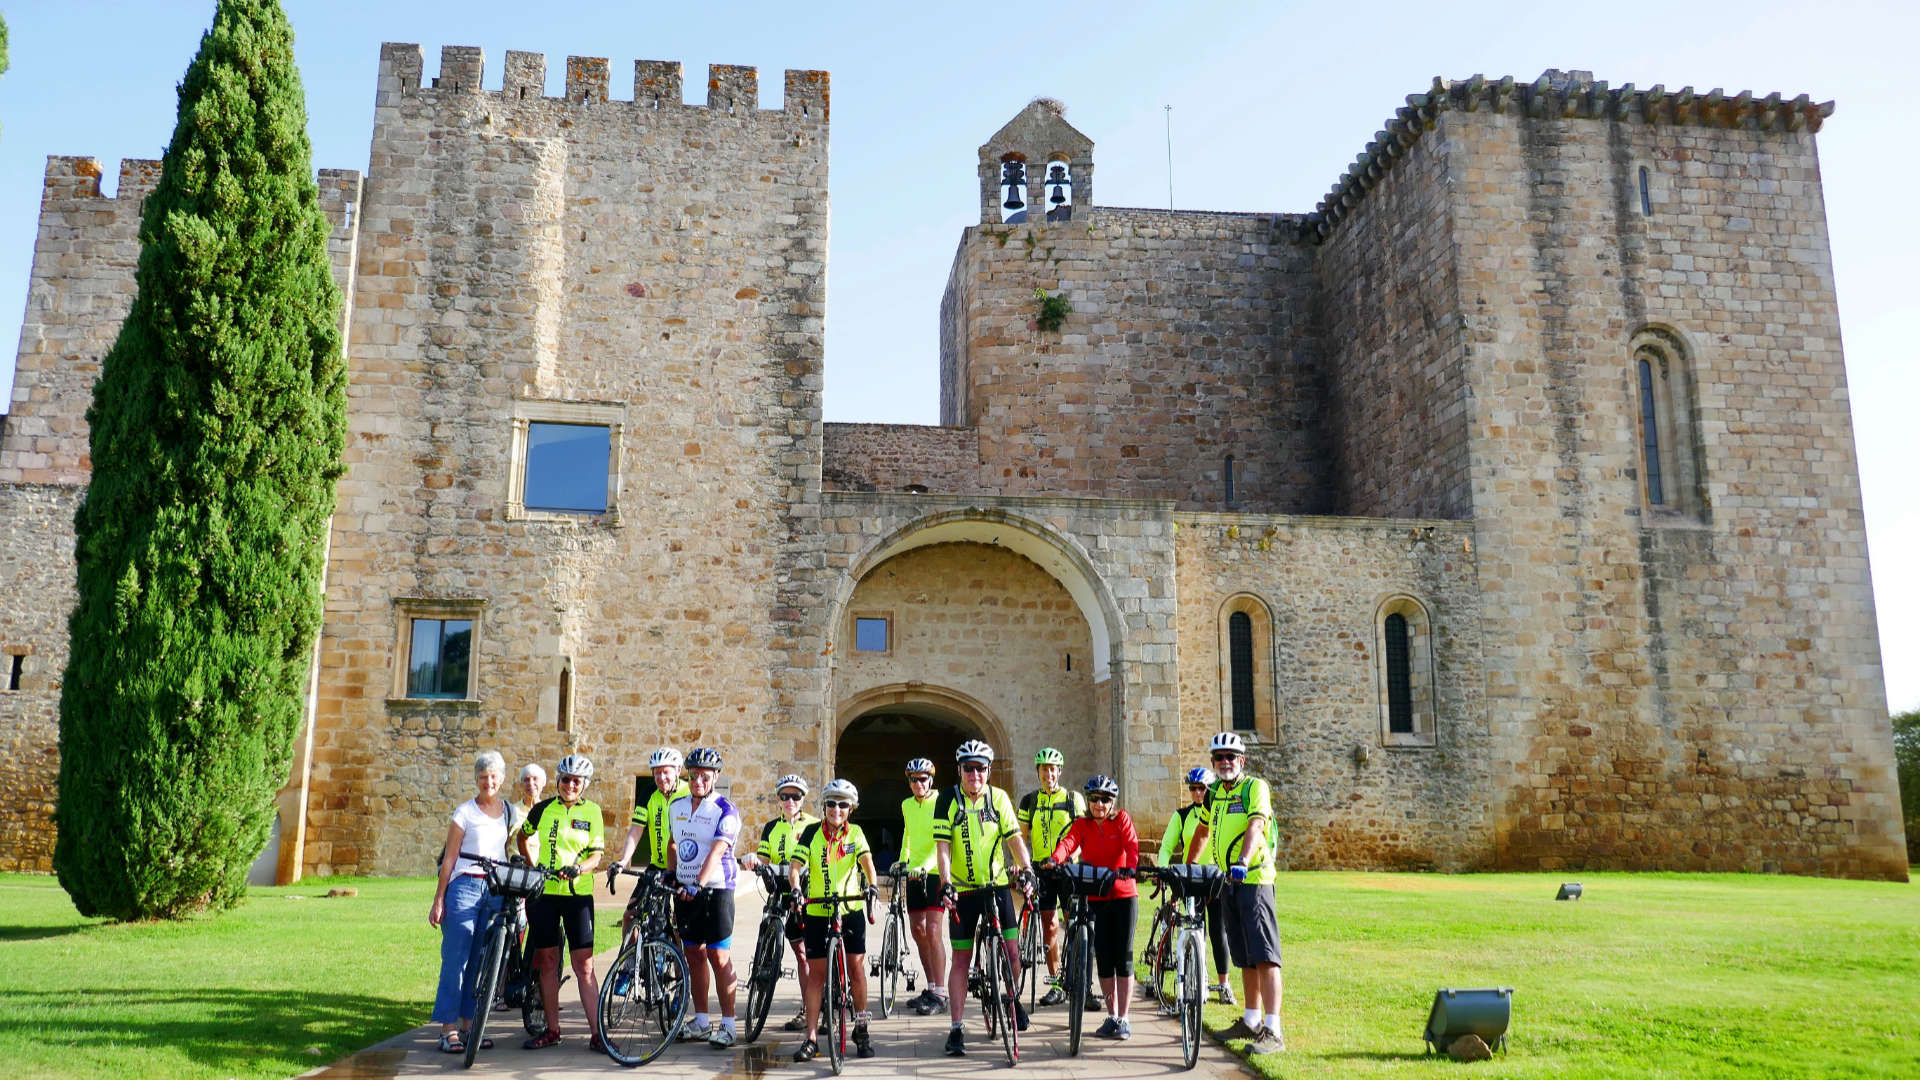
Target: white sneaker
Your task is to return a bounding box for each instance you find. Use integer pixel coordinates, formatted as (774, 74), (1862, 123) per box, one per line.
(677, 1023), (711, 1043)
(708, 1025), (736, 1049)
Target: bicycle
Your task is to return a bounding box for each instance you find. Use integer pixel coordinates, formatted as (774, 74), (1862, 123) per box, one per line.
(804, 888), (876, 1075)
(1141, 864), (1228, 1070)
(598, 866), (694, 1067)
(1141, 888), (1180, 1012)
(1016, 894), (1042, 1012)
(744, 863), (795, 1042)
(454, 852), (551, 1070)
(950, 881), (1028, 1065)
(869, 867), (917, 1018)
(1039, 863), (1124, 1056)
(491, 905), (563, 1040)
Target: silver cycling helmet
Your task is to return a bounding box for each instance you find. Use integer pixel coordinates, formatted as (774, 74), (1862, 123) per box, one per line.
(822, 778), (860, 806)
(955, 740), (995, 765)
(649, 747), (684, 769)
(775, 774), (809, 797)
(556, 753), (594, 780)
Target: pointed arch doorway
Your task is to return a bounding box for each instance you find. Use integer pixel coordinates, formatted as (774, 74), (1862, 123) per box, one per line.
(834, 684), (1013, 869)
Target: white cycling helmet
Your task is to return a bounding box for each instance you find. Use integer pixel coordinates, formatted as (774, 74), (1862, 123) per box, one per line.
(955, 740), (995, 765)
(904, 758), (935, 776)
(775, 774), (809, 797)
(1209, 732), (1247, 756)
(556, 753), (594, 780)
(822, 778), (860, 806)
(1186, 767), (1217, 787)
(649, 747), (683, 769)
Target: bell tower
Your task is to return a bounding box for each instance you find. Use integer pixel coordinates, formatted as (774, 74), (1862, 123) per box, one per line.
(976, 97), (1093, 225)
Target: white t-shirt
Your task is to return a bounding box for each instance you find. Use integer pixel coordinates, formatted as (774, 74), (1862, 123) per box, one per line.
(450, 798), (512, 877)
(669, 794), (742, 889)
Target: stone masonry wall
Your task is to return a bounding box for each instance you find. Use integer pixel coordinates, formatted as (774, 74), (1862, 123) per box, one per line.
(1431, 82), (1904, 878)
(1313, 132), (1473, 520)
(821, 422), (980, 494)
(835, 541), (1099, 771)
(1173, 514), (1490, 869)
(302, 45), (829, 875)
(938, 209), (1324, 513)
(0, 485), (81, 870)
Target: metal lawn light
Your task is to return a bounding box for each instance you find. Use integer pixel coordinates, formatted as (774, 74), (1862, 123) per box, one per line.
(1556, 882), (1582, 900)
(1423, 987), (1513, 1056)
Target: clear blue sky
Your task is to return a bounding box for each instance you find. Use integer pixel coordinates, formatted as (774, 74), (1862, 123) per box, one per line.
(1, 1), (1912, 710)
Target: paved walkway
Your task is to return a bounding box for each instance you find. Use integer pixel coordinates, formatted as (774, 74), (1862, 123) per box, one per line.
(296, 881), (1252, 1080)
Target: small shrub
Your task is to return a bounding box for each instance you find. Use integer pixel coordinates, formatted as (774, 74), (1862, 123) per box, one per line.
(1894, 709), (1919, 864)
(1033, 287), (1071, 332)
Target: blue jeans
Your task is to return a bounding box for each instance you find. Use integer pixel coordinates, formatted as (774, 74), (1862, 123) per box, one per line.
(433, 874), (504, 1025)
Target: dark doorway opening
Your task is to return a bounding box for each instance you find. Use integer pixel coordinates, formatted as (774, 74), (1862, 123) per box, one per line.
(835, 706), (1014, 869)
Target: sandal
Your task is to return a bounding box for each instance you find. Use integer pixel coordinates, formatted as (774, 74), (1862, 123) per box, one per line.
(437, 1031), (464, 1054)
(523, 1029), (562, 1050)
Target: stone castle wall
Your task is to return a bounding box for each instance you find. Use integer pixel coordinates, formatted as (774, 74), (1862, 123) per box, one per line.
(1421, 81), (1902, 877)
(0, 484), (80, 870)
(938, 209), (1324, 513)
(821, 422), (980, 493)
(1173, 514), (1489, 869)
(300, 45), (830, 874)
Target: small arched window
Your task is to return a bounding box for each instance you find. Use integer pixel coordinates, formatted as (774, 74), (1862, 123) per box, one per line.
(1228, 611), (1255, 731)
(1044, 157), (1074, 222)
(1375, 596), (1436, 747)
(556, 658), (574, 733)
(1223, 455), (1236, 507)
(1630, 328), (1701, 520)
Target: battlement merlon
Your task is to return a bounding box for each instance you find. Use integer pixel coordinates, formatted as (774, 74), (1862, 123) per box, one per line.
(377, 43), (829, 122)
(1301, 68), (1836, 243)
(42, 157), (360, 228)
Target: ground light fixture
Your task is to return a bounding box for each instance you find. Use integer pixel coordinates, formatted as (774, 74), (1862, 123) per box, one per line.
(1556, 882), (1582, 900)
(1424, 987), (1513, 1056)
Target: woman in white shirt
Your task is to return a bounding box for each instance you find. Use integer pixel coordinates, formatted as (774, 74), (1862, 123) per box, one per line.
(429, 751), (513, 1054)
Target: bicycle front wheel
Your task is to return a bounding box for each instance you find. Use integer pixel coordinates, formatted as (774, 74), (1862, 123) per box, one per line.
(1017, 907), (1041, 1011)
(1179, 930), (1205, 1070)
(744, 911), (785, 1042)
(519, 931), (547, 1037)
(991, 928), (1020, 1064)
(1149, 907), (1178, 1013)
(826, 936), (846, 1076)
(600, 937), (690, 1067)
(877, 913), (902, 1018)
(465, 918), (507, 1070)
(1066, 920), (1091, 1056)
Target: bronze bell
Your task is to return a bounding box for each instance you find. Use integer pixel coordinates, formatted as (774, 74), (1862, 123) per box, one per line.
(1001, 161), (1027, 210)
(1047, 163), (1070, 206)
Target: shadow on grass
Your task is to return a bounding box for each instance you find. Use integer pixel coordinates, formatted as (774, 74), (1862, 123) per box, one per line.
(0, 924), (97, 942)
(0, 985), (422, 1075)
(1318, 1050), (1447, 1062)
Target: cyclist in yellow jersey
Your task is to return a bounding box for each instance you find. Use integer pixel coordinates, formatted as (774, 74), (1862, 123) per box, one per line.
(1017, 747), (1084, 1006)
(516, 754), (604, 1050)
(787, 779), (880, 1062)
(738, 774), (818, 1032)
(893, 757), (950, 1016)
(933, 740), (1036, 1056)
(608, 747), (691, 939)
(1158, 766), (1233, 1004)
(1187, 731), (1285, 1055)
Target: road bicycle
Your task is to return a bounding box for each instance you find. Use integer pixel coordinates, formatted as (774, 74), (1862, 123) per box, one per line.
(1141, 886), (1180, 1012)
(454, 852), (551, 1070)
(808, 887), (876, 1075)
(1038, 863), (1126, 1056)
(744, 863), (796, 1042)
(1016, 891), (1043, 1012)
(1142, 864), (1228, 1070)
(952, 881), (1029, 1065)
(598, 866), (694, 1067)
(869, 867), (918, 1018)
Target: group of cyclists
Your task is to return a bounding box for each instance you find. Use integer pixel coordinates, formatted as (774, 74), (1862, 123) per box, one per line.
(437, 728), (1288, 1064)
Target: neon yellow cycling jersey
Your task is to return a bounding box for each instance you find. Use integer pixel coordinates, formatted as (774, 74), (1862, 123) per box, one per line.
(793, 820), (872, 916)
(631, 780), (690, 869)
(900, 793), (941, 874)
(1018, 787), (1084, 862)
(758, 812), (819, 867)
(1158, 802), (1212, 865)
(933, 785), (1020, 889)
(522, 796), (605, 896)
(1206, 776), (1275, 886)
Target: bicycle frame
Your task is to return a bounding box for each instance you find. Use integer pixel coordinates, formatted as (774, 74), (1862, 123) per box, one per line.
(455, 852), (552, 1070)
(597, 866), (693, 1066)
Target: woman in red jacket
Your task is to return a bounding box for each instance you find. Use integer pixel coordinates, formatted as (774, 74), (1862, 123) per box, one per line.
(1046, 774), (1139, 1039)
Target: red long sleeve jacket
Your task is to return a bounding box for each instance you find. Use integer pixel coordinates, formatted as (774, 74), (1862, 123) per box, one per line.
(1050, 810), (1139, 899)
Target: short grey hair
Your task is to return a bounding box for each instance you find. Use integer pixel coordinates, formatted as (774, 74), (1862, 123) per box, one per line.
(520, 762), (547, 784)
(474, 751), (507, 779)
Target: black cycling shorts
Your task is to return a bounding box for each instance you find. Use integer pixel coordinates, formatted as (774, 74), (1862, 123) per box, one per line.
(1222, 883), (1283, 969)
(1089, 896), (1136, 978)
(528, 893), (594, 952)
(674, 888), (736, 949)
(802, 910), (869, 960)
(905, 873), (945, 913)
(948, 886), (1018, 949)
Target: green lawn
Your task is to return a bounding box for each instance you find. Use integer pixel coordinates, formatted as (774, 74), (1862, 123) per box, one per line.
(1171, 870), (1920, 1079)
(3, 870), (1916, 1079)
(0, 873), (626, 1080)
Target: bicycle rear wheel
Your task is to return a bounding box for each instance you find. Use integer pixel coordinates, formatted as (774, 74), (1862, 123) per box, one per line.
(465, 918), (507, 1069)
(744, 911), (784, 1042)
(1017, 907), (1041, 1010)
(1179, 930), (1204, 1069)
(1149, 906), (1178, 1013)
(826, 937), (846, 1076)
(600, 937), (689, 1067)
(991, 928), (1020, 1064)
(1065, 921), (1089, 1056)
(877, 913), (901, 1018)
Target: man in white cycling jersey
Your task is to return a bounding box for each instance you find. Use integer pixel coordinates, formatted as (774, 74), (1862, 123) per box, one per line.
(668, 746), (744, 1048)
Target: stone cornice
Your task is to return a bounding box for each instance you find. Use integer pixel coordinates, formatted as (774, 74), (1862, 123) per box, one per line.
(1302, 69), (1836, 244)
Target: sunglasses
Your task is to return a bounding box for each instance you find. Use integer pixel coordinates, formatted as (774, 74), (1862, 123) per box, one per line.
(778, 792), (803, 801)
(1188, 785), (1206, 793)
(1088, 794), (1115, 804)
(960, 763), (989, 774)
(558, 774), (586, 784)
(908, 774), (933, 784)
(1210, 753), (1241, 762)
(824, 800), (853, 810)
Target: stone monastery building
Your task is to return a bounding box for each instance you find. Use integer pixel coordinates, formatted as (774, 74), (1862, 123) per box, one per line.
(0, 45), (1905, 882)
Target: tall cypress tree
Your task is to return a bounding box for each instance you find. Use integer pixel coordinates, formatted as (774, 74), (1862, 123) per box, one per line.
(55, 0), (345, 920)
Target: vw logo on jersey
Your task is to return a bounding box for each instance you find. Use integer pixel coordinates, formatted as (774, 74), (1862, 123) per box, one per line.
(679, 838), (699, 862)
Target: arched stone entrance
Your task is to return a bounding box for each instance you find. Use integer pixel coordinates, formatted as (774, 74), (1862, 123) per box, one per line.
(834, 684), (1013, 867)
